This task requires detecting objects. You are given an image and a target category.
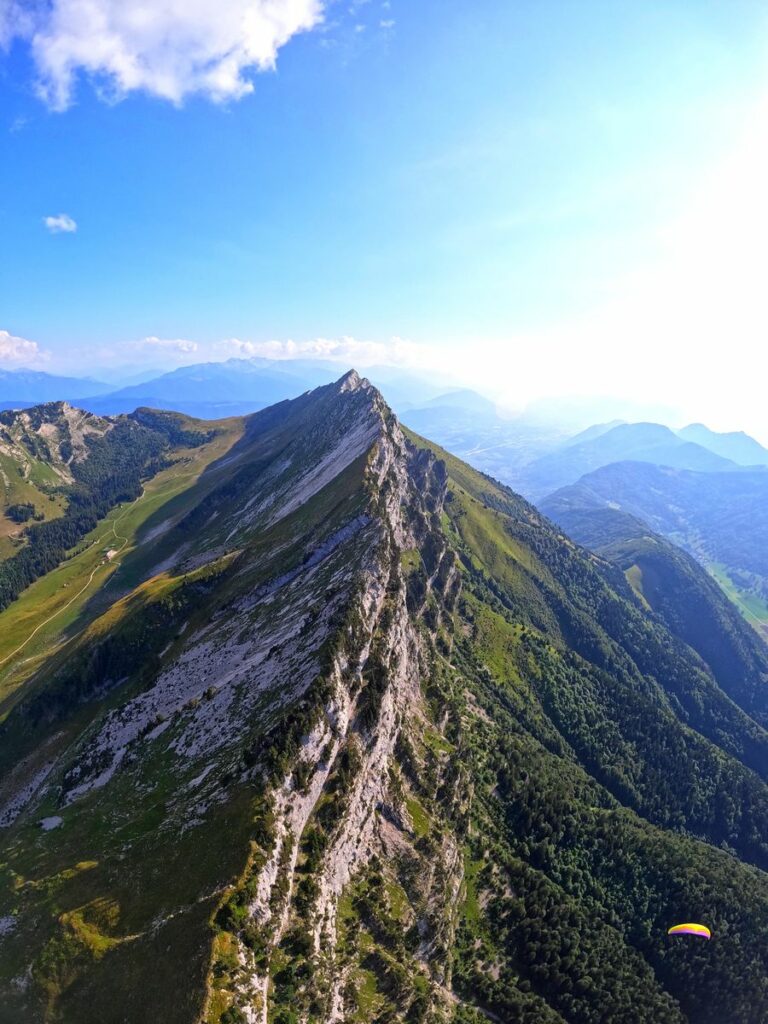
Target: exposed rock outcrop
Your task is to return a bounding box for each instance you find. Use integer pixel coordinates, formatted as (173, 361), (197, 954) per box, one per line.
(213, 380), (462, 1023)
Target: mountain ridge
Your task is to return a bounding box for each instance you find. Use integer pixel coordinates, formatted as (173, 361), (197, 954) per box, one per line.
(0, 371), (112, 405)
(513, 421), (739, 500)
(677, 423), (768, 466)
(0, 375), (767, 1023)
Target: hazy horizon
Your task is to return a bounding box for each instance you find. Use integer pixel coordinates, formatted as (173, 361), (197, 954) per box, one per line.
(2, 352), (765, 447)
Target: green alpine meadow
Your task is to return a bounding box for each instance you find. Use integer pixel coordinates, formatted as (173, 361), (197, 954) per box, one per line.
(0, 374), (766, 1023)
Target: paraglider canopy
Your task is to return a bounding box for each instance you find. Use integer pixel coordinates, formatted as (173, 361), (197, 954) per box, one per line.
(667, 923), (711, 939)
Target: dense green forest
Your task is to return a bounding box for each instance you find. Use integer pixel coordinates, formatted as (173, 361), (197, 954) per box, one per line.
(551, 506), (768, 722)
(5, 503), (40, 524)
(401, 432), (768, 1023)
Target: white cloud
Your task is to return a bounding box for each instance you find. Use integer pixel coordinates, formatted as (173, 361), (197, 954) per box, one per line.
(44, 213), (77, 233)
(140, 336), (199, 354)
(218, 335), (427, 367)
(3, 0), (325, 110)
(45, 333), (443, 382)
(0, 329), (45, 364)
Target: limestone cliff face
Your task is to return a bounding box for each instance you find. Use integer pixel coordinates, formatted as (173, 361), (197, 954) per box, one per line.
(211, 376), (462, 1023)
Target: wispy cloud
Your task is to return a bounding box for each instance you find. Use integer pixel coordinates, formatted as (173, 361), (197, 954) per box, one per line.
(218, 335), (425, 366)
(140, 336), (199, 355)
(2, 0), (326, 111)
(0, 1), (32, 50)
(44, 213), (77, 234)
(46, 333), (449, 381)
(0, 329), (45, 364)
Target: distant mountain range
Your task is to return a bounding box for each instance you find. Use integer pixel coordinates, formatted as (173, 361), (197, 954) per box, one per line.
(0, 369), (112, 404)
(401, 399), (768, 640)
(4, 364), (767, 478)
(404, 404), (768, 499)
(0, 362), (451, 419)
(512, 422), (749, 500)
(677, 422), (768, 466)
(79, 359), (327, 417)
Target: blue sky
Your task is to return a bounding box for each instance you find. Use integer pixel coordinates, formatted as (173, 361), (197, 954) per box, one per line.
(2, 1), (768, 436)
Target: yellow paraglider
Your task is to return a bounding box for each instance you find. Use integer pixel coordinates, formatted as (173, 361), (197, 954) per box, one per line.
(667, 923), (711, 940)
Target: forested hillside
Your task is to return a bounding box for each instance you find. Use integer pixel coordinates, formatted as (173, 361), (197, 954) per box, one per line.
(0, 404), (212, 611)
(530, 503), (768, 726)
(0, 376), (766, 1023)
(541, 461), (768, 638)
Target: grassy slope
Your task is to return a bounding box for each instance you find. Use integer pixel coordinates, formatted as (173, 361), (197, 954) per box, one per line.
(0, 406), (111, 556)
(0, 564), (252, 1021)
(0, 419), (244, 716)
(709, 562), (768, 638)
(0, 452), (67, 558)
(540, 463), (768, 638)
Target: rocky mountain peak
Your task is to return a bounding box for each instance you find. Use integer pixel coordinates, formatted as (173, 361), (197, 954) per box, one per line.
(336, 367), (364, 392)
